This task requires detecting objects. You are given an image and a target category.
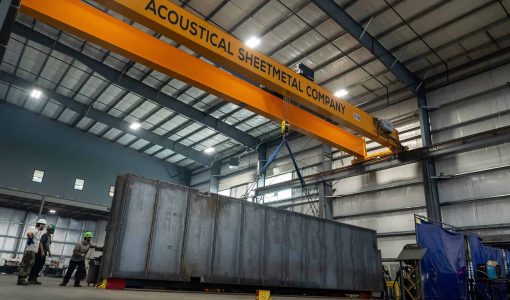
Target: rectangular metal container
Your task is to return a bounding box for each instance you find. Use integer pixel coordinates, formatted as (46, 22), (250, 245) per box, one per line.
(100, 174), (382, 292)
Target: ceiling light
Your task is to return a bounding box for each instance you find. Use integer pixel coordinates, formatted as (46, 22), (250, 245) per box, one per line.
(49, 209), (56, 214)
(334, 89), (348, 97)
(30, 89), (42, 99)
(129, 122), (141, 130)
(204, 147), (215, 155)
(245, 36), (261, 49)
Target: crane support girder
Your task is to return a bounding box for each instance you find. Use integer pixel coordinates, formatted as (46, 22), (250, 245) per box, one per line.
(19, 0), (367, 158)
(93, 0), (402, 152)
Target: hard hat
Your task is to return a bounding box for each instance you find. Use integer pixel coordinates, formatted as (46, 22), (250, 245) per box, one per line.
(83, 231), (93, 238)
(48, 224), (56, 231)
(36, 219), (47, 225)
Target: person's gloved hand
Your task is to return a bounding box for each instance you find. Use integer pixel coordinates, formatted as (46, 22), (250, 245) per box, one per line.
(27, 237), (35, 245)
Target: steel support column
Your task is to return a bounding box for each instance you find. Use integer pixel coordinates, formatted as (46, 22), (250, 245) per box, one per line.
(314, 0), (441, 221)
(318, 144), (333, 219)
(318, 182), (333, 220)
(418, 93), (442, 221)
(12, 210), (29, 258)
(36, 195), (46, 220)
(209, 162), (221, 194)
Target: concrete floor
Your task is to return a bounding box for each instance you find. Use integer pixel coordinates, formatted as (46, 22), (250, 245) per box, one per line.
(0, 274), (368, 299)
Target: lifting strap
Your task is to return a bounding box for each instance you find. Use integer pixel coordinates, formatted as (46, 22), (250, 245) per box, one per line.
(284, 140), (306, 189)
(258, 136), (286, 176)
(243, 125), (319, 216)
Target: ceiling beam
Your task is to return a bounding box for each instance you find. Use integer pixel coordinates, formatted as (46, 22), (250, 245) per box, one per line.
(318, 1), (499, 89)
(313, 0), (442, 220)
(312, 0), (423, 95)
(12, 22), (260, 150)
(0, 71), (214, 166)
(0, 0), (19, 62)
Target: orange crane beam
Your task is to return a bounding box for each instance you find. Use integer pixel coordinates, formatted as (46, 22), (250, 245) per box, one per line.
(94, 0), (403, 152)
(19, 0), (367, 158)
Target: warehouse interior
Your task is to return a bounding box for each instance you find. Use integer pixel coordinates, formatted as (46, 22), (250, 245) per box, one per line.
(1, 0), (510, 299)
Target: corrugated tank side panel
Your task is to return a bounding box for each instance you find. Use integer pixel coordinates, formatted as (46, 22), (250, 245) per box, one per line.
(103, 174), (382, 292)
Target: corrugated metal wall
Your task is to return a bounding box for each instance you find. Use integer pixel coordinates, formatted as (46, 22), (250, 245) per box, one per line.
(430, 63), (510, 231)
(190, 62), (510, 260)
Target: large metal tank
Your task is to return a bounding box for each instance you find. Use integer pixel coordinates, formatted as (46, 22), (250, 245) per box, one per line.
(100, 174), (382, 292)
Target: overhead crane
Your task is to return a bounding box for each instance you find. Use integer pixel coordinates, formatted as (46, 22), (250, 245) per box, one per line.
(19, 0), (405, 161)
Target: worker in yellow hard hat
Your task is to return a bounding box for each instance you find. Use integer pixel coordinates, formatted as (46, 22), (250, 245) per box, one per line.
(17, 219), (46, 286)
(59, 231), (103, 287)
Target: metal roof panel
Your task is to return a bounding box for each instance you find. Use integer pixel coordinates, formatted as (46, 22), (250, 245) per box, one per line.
(88, 122), (108, 135)
(5, 86), (27, 106)
(24, 97), (46, 113)
(0, 82), (9, 100)
(40, 100), (62, 118)
(116, 133), (137, 145)
(75, 116), (94, 130)
(166, 153), (186, 163)
(188, 0), (225, 16)
(57, 108), (79, 124)
(160, 115), (188, 131)
(210, 1), (249, 30)
(129, 138), (150, 150)
(154, 148), (174, 159)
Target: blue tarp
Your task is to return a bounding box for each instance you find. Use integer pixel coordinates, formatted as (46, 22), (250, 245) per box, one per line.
(468, 236), (507, 299)
(420, 230), (507, 299)
(467, 235), (486, 269)
(483, 245), (503, 265)
(507, 251), (510, 278)
(417, 222), (468, 300)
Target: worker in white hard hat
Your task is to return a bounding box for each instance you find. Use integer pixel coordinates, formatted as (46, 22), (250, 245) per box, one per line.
(28, 224), (56, 285)
(17, 218), (46, 286)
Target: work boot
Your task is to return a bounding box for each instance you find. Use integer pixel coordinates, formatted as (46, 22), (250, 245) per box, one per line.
(59, 282), (67, 286)
(17, 279), (29, 286)
(28, 279), (42, 285)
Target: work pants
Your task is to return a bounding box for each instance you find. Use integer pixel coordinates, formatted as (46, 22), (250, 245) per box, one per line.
(18, 251), (36, 279)
(28, 253), (46, 281)
(62, 260), (86, 284)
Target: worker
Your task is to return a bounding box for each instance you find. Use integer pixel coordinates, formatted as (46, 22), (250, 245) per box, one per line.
(17, 218), (46, 285)
(382, 265), (391, 299)
(28, 224), (55, 284)
(486, 257), (498, 280)
(59, 232), (102, 287)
